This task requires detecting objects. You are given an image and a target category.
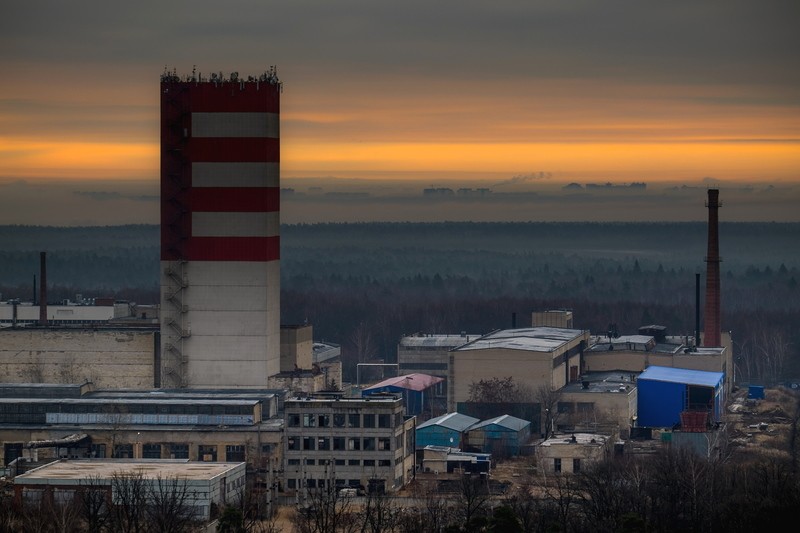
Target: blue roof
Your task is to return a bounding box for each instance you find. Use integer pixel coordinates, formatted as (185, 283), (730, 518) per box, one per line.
(470, 414), (530, 432)
(417, 412), (479, 432)
(638, 366), (723, 388)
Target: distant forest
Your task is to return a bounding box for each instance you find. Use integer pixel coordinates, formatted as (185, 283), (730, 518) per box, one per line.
(1, 222), (798, 383)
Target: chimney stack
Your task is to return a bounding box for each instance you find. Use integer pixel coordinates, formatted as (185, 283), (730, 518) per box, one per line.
(39, 251), (47, 326)
(703, 189), (721, 346)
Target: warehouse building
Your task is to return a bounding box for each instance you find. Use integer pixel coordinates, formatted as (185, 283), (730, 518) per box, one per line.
(416, 412), (479, 450)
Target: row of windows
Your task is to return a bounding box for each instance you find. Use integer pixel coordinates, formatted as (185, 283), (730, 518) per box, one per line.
(286, 478), (363, 490)
(287, 458), (392, 468)
(107, 443), (244, 461)
(0, 402), (253, 416)
(287, 436), (392, 452)
(287, 412), (396, 429)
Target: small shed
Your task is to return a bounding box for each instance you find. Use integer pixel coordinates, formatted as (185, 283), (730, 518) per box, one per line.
(416, 412), (479, 449)
(421, 445), (491, 474)
(362, 373), (444, 416)
(466, 414), (531, 456)
(637, 366), (724, 429)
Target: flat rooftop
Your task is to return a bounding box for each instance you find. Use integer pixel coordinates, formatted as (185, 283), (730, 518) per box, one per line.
(400, 334), (481, 348)
(15, 459), (244, 484)
(454, 327), (585, 353)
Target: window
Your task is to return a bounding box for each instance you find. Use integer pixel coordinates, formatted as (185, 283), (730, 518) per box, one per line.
(363, 438), (375, 451)
(199, 445), (217, 461)
(363, 460), (375, 467)
(554, 458), (562, 473)
(333, 414), (346, 427)
(288, 437), (300, 451)
(573, 458), (581, 473)
(348, 438), (361, 451)
(303, 414), (316, 427)
(305, 459), (315, 465)
(557, 402), (574, 414)
(303, 437), (315, 451)
(288, 459), (300, 466)
(288, 479), (296, 489)
(318, 414), (330, 427)
(379, 460), (391, 467)
(378, 438), (391, 451)
(318, 437), (330, 451)
(288, 414), (301, 427)
(142, 444), (161, 459)
(348, 414), (360, 428)
(335, 459), (345, 466)
(333, 437), (345, 451)
(363, 414), (375, 428)
(169, 443), (189, 459)
(348, 459), (360, 466)
(378, 414), (391, 428)
(90, 444), (106, 459)
(113, 444), (133, 459)
(226, 445), (246, 462)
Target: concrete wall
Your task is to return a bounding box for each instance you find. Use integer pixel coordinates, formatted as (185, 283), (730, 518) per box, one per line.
(280, 325), (313, 372)
(0, 328), (157, 388)
(160, 261), (280, 388)
(559, 388), (637, 434)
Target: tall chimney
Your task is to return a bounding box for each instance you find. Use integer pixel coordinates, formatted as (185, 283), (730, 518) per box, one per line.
(39, 251), (47, 326)
(703, 189), (721, 346)
(695, 272), (700, 347)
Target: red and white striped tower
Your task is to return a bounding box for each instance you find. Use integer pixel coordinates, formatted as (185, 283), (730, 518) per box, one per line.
(160, 69), (281, 388)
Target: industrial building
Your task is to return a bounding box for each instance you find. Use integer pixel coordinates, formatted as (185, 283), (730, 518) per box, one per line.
(415, 412), (479, 450)
(558, 371), (638, 438)
(536, 432), (613, 474)
(13, 459), (245, 521)
(397, 332), (480, 409)
(0, 382), (284, 487)
(465, 414), (531, 456)
(159, 69), (282, 388)
(584, 327), (732, 395)
(420, 445), (491, 475)
(283, 395), (416, 495)
(361, 373), (444, 417)
(449, 327), (590, 410)
(636, 366), (724, 429)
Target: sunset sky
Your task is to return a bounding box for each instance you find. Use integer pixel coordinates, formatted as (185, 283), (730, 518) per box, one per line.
(1, 1), (799, 223)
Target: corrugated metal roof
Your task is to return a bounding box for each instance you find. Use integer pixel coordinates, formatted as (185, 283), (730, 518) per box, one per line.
(470, 414), (530, 432)
(638, 366), (723, 387)
(417, 412), (479, 432)
(400, 334), (480, 348)
(364, 373), (444, 392)
(453, 327), (585, 352)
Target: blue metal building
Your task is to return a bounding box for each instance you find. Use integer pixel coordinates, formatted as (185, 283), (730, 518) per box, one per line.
(416, 412), (479, 449)
(637, 366), (725, 428)
(466, 414), (531, 456)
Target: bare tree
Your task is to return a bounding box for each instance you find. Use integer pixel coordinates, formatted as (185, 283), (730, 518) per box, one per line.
(292, 471), (358, 533)
(108, 471), (149, 533)
(357, 488), (401, 533)
(536, 385), (561, 440)
(78, 475), (110, 533)
(146, 474), (199, 533)
(456, 474), (491, 531)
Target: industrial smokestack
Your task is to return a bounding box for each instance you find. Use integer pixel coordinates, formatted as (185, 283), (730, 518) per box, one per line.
(695, 272), (700, 347)
(39, 251), (47, 326)
(703, 189), (721, 346)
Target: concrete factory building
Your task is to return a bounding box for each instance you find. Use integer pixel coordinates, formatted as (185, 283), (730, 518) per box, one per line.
(14, 459), (245, 521)
(449, 327), (590, 410)
(283, 395), (416, 495)
(159, 68), (283, 388)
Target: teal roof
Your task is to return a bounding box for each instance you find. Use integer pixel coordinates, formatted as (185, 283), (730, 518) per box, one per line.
(470, 414), (530, 432)
(417, 412), (479, 432)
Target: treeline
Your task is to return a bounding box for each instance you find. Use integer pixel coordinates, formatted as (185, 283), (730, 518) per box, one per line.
(1, 223), (798, 382)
